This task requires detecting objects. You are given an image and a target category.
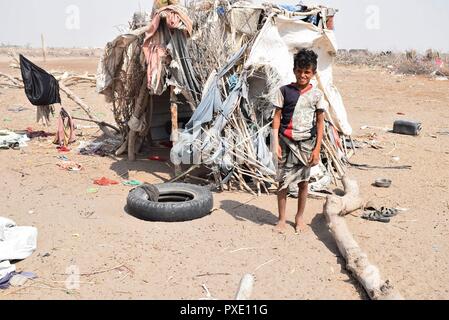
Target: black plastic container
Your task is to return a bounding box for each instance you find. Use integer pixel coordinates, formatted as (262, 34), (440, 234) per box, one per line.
(393, 120), (422, 136)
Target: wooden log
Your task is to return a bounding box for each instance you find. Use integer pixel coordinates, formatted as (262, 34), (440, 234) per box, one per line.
(235, 274), (255, 300)
(170, 87), (181, 176)
(323, 176), (404, 300)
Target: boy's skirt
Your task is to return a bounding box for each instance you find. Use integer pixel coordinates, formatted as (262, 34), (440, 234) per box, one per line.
(277, 135), (316, 191)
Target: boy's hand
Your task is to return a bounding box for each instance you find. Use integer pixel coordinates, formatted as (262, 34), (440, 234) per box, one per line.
(308, 149), (321, 167)
(277, 144), (282, 161)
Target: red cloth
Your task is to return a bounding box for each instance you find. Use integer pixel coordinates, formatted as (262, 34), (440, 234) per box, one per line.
(142, 5), (193, 92)
(53, 111), (76, 147)
(94, 177), (119, 186)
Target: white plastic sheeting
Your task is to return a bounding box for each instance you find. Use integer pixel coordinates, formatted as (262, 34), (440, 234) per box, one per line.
(245, 15), (352, 136)
(0, 217), (37, 262)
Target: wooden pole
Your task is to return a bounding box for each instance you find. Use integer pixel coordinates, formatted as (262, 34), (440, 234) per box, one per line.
(170, 87), (182, 176)
(41, 34), (47, 63)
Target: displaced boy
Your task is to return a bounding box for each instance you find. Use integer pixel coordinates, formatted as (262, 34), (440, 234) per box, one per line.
(272, 49), (328, 234)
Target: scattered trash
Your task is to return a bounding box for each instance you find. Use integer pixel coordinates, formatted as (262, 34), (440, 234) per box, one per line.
(373, 178), (392, 188)
(41, 252), (51, 258)
(78, 139), (120, 157)
(80, 210), (95, 219)
(57, 146), (71, 153)
(348, 161), (412, 170)
(396, 112), (405, 116)
(87, 188), (99, 194)
(94, 177), (119, 186)
(393, 120), (422, 136)
(9, 273), (37, 287)
(0, 130), (30, 149)
(391, 156), (400, 162)
(57, 161), (83, 172)
(435, 76), (448, 81)
(57, 155), (69, 161)
(122, 180), (143, 186)
(0, 218), (38, 289)
(28, 210), (34, 215)
(72, 233), (80, 238)
(360, 125), (390, 132)
(26, 127), (54, 139)
(8, 106), (29, 113)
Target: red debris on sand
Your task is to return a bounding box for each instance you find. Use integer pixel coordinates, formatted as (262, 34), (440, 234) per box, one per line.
(26, 127), (54, 139)
(148, 156), (168, 162)
(397, 112), (406, 116)
(57, 146), (71, 153)
(94, 177), (119, 186)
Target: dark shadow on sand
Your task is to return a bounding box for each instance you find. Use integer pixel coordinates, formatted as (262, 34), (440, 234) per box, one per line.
(220, 199), (279, 226)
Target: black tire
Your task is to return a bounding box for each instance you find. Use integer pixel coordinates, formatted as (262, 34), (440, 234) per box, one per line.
(127, 183), (214, 222)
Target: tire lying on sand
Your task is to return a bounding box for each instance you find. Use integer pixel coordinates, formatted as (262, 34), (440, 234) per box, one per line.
(127, 183), (214, 222)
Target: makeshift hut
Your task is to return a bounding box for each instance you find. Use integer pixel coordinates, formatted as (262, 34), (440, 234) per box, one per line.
(97, 1), (354, 196)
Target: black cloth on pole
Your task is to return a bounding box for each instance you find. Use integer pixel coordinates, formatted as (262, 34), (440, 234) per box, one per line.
(19, 54), (61, 106)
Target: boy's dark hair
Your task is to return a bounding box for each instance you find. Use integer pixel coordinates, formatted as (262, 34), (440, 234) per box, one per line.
(294, 49), (318, 72)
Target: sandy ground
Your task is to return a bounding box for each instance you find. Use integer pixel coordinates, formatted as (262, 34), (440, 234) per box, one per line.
(1, 57), (448, 300)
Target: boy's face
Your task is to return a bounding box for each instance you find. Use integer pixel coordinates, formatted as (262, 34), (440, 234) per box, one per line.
(294, 66), (316, 86)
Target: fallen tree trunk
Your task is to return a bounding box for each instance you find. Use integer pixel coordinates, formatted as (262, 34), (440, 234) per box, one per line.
(323, 175), (404, 300)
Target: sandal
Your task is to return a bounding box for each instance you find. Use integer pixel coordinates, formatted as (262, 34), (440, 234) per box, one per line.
(362, 210), (391, 223)
(379, 206), (399, 218)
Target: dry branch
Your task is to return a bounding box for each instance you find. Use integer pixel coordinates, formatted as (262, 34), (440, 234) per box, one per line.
(323, 176), (403, 300)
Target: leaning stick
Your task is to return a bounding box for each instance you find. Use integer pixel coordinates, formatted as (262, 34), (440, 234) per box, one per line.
(59, 83), (117, 139)
(323, 176), (403, 300)
(234, 171), (257, 196)
(72, 116), (120, 133)
(169, 164), (201, 183)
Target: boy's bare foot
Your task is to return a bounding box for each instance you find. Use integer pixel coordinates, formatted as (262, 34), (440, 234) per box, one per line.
(274, 221), (287, 234)
(295, 217), (307, 235)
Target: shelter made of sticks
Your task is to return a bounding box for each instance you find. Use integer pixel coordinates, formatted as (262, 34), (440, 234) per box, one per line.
(97, 1), (354, 196)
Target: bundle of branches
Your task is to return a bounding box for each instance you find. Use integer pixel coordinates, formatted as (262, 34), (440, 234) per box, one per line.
(186, 0), (234, 86)
(170, 2), (351, 195)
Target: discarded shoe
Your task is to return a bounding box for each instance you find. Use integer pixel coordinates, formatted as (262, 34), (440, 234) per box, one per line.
(362, 210), (391, 223)
(361, 202), (400, 223)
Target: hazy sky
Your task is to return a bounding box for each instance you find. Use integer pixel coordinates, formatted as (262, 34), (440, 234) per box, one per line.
(1, 0), (448, 52)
